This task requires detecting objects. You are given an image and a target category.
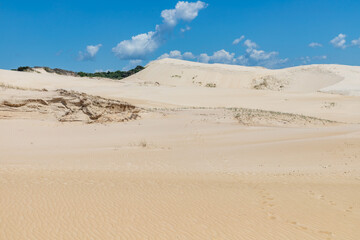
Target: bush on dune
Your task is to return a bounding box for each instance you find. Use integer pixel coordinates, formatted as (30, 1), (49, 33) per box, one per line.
(12, 65), (145, 80)
(77, 66), (145, 80)
(13, 66), (33, 72)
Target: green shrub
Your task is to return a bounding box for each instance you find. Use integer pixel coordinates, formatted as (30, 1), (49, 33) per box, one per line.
(77, 66), (145, 80)
(12, 65), (145, 80)
(16, 66), (33, 72)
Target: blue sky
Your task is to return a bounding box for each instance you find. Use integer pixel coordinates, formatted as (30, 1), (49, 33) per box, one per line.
(1, 0), (360, 72)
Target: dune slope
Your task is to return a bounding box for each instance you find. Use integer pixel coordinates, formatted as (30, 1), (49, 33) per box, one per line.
(128, 58), (360, 95)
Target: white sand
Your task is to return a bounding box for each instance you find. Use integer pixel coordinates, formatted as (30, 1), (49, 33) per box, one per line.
(1, 59), (360, 239)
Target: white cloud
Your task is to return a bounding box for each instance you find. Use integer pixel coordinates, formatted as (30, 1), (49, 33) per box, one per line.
(180, 26), (191, 33)
(158, 50), (195, 60)
(249, 49), (278, 61)
(183, 51), (196, 59)
(203, 47), (285, 68)
(300, 56), (311, 64)
(158, 50), (180, 59)
(159, 49), (235, 64)
(113, 1), (207, 60)
(299, 55), (327, 64)
(330, 34), (347, 49)
(352, 38), (360, 47)
(158, 54), (169, 59)
(78, 44), (102, 61)
(244, 39), (258, 50)
(209, 49), (235, 64)
(199, 53), (211, 63)
(236, 55), (248, 65)
(86, 45), (102, 57)
(161, 1), (208, 26)
(242, 39), (284, 67)
(232, 35), (245, 45)
(112, 31), (159, 60)
(309, 42), (323, 48)
(122, 59), (143, 71)
(197, 50), (235, 64)
(157, 38), (287, 68)
(313, 55), (327, 60)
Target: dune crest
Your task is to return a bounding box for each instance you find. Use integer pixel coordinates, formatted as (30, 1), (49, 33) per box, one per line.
(127, 58), (360, 95)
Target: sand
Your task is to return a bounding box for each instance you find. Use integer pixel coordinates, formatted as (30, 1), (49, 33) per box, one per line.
(1, 59), (360, 239)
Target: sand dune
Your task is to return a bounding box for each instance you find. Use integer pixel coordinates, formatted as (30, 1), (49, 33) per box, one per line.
(2, 59), (360, 96)
(1, 59), (360, 123)
(1, 59), (360, 239)
(128, 58), (360, 95)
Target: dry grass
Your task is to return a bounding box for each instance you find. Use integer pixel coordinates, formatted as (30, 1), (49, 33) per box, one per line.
(138, 140), (148, 148)
(0, 82), (47, 92)
(205, 83), (217, 88)
(233, 108), (338, 126)
(171, 75), (182, 78)
(145, 106), (339, 127)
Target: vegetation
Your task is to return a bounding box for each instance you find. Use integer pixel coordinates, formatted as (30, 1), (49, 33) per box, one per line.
(139, 140), (148, 148)
(42, 67), (78, 76)
(12, 66), (145, 80)
(13, 66), (33, 72)
(205, 83), (217, 88)
(171, 74), (182, 78)
(78, 66), (145, 80)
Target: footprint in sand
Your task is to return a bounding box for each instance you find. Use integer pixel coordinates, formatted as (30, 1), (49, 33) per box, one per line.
(318, 230), (334, 240)
(288, 220), (334, 239)
(287, 221), (310, 232)
(292, 221), (308, 230)
(345, 206), (353, 213)
(267, 212), (277, 220)
(309, 191), (339, 209)
(256, 187), (278, 221)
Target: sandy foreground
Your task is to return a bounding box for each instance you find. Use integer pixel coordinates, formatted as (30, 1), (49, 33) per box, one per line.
(1, 59), (360, 239)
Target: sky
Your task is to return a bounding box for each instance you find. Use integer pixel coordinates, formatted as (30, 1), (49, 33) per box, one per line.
(1, 0), (360, 72)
